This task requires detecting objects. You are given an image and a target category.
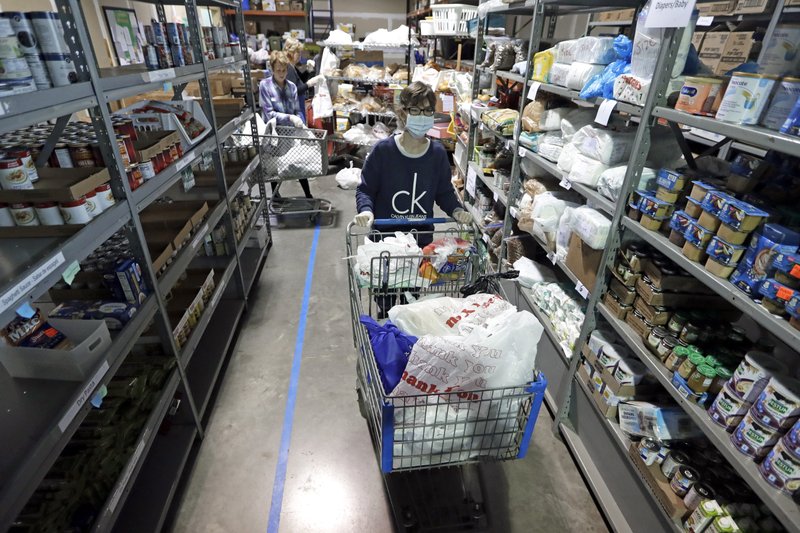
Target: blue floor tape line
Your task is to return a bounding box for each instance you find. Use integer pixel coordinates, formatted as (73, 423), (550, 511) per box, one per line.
(267, 224), (321, 533)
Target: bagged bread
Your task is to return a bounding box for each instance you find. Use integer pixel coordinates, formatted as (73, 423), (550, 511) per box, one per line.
(613, 74), (651, 106)
(567, 153), (609, 187)
(539, 107), (573, 132)
(575, 36), (616, 65)
(571, 125), (636, 166)
(522, 93), (572, 132)
(571, 207), (611, 250)
(566, 62), (605, 91)
(549, 63), (571, 87)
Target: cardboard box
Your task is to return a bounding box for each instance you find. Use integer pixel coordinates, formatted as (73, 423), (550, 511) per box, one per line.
(633, 296), (672, 326)
(354, 50), (384, 66)
(0, 167), (110, 203)
(583, 345), (658, 399)
(697, 0), (736, 15)
(642, 259), (711, 293)
(627, 444), (690, 522)
(610, 276), (637, 305)
(619, 400), (703, 441)
(245, 20), (257, 35)
(134, 130), (181, 162)
(698, 31), (731, 72)
(565, 233), (604, 291)
(634, 277), (723, 308)
(716, 31), (757, 74)
(436, 92), (456, 114)
(691, 31), (706, 52)
(578, 363), (622, 418)
(603, 291), (631, 320)
(625, 309), (651, 339)
(734, 0), (776, 14)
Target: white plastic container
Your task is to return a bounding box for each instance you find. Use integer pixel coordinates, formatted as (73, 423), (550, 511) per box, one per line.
(0, 319), (111, 380)
(431, 4), (477, 37)
(761, 77), (800, 131)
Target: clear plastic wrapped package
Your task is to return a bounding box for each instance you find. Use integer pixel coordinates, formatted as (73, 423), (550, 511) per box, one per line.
(613, 73), (652, 106)
(571, 206), (611, 250)
(566, 62), (605, 91)
(597, 166), (657, 202)
(575, 36), (616, 65)
(549, 63), (571, 87)
(556, 39), (579, 64)
(571, 125), (636, 166)
(560, 108), (595, 142)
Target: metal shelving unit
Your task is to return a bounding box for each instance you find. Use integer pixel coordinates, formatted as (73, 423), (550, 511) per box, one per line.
(0, 1), (271, 531)
(464, 1), (800, 531)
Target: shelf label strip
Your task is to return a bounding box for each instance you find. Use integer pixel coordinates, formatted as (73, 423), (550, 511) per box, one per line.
(0, 252), (65, 315)
(107, 436), (147, 513)
(58, 360), (110, 432)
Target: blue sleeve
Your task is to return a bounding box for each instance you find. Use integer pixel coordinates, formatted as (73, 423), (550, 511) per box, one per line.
(356, 145), (381, 213)
(434, 148), (460, 216)
(259, 80), (293, 125)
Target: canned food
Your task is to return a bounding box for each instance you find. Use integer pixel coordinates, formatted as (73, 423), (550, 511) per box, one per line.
(59, 197), (91, 224)
(26, 12), (70, 54)
(83, 190), (102, 218)
(751, 376), (800, 430)
(68, 143), (95, 167)
(661, 450), (688, 480)
(34, 202), (64, 225)
(708, 381), (752, 431)
(683, 482), (714, 513)
(126, 165), (143, 190)
(762, 77), (800, 131)
(1, 12), (52, 89)
(6, 148), (38, 183)
(10, 202), (39, 225)
(0, 158), (33, 189)
(119, 134), (136, 164)
(0, 203), (14, 226)
(731, 352), (787, 402)
(731, 411), (781, 459)
(675, 77), (723, 116)
(669, 465), (698, 497)
(138, 159), (156, 180)
(758, 438), (800, 496)
(638, 437), (661, 466)
(94, 184), (115, 210)
(50, 143), (74, 168)
(715, 72), (777, 125)
(42, 53), (77, 86)
(116, 136), (131, 167)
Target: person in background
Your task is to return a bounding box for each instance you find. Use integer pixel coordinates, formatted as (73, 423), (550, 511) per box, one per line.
(283, 37), (312, 123)
(353, 81), (473, 246)
(259, 51), (313, 198)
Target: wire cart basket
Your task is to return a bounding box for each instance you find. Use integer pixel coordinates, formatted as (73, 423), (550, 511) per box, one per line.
(346, 218), (547, 531)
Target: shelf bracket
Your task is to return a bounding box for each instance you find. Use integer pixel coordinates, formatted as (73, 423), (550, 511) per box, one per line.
(35, 115), (71, 168)
(668, 120), (698, 170)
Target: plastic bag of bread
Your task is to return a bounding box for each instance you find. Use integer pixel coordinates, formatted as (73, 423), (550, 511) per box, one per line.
(524, 178), (551, 198)
(522, 95), (572, 133)
(343, 63), (368, 79)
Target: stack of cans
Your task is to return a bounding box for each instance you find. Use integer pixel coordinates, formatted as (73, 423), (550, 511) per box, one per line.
(143, 20), (196, 71)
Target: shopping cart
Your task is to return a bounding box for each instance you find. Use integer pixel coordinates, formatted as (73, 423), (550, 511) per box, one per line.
(347, 218), (547, 531)
(258, 122), (334, 227)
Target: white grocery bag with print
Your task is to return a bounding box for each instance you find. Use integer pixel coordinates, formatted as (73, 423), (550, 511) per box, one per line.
(387, 293), (513, 337)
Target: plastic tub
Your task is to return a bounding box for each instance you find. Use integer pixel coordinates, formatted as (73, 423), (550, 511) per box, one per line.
(432, 4), (478, 37)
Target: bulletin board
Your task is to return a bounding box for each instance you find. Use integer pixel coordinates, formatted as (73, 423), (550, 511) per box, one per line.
(103, 7), (144, 66)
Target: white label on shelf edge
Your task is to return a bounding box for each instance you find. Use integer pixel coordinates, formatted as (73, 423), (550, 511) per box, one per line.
(559, 177), (572, 190)
(0, 252), (65, 315)
(175, 152), (194, 172)
(518, 146), (526, 158)
(107, 437), (147, 513)
(595, 99), (617, 126)
(192, 223), (209, 250)
(547, 251), (557, 265)
(697, 15), (714, 26)
(575, 281), (590, 299)
(210, 285), (222, 310)
(144, 68), (175, 82)
(466, 167), (477, 196)
(527, 81), (541, 101)
(510, 206), (519, 219)
(644, 0), (698, 28)
(58, 360), (110, 432)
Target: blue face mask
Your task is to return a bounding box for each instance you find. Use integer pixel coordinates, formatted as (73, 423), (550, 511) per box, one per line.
(405, 114), (434, 138)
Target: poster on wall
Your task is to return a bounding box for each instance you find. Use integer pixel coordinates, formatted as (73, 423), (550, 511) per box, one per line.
(103, 7), (144, 66)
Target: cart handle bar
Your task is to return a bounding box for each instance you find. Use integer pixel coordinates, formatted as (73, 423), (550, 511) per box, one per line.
(373, 218), (451, 227)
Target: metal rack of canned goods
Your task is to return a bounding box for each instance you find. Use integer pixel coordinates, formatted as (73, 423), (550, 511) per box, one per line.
(0, 0), (271, 531)
(459, 2), (800, 532)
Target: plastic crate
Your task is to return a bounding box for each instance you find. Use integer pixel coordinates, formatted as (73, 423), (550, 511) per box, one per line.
(432, 4), (478, 36)
(117, 100), (212, 152)
(420, 19), (435, 36)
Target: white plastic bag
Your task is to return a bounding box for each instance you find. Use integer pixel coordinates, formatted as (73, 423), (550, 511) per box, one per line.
(567, 153), (609, 187)
(571, 125), (636, 166)
(561, 108), (595, 142)
(513, 257), (558, 287)
(597, 165), (657, 201)
(557, 143), (580, 173)
(566, 62), (605, 91)
(388, 293), (513, 337)
(571, 206), (611, 250)
(574, 36), (616, 65)
(354, 232), (426, 288)
(556, 207), (577, 261)
(556, 40), (579, 64)
(336, 161), (362, 189)
(549, 63), (571, 86)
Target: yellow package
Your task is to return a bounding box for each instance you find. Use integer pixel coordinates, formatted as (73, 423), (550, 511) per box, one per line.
(531, 48), (555, 83)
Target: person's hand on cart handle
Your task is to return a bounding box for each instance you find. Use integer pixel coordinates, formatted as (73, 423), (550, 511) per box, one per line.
(307, 75), (325, 87)
(289, 115), (305, 128)
(354, 211), (374, 228)
(453, 208), (473, 225)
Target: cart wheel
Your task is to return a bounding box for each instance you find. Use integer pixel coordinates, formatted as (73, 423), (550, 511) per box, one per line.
(356, 386), (368, 420)
(401, 506), (416, 529)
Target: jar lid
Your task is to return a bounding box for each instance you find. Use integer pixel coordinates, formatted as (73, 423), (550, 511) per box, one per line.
(694, 483), (715, 499)
(704, 355), (722, 368)
(688, 352), (706, 365)
(686, 345), (702, 355)
(10, 202), (32, 208)
(652, 326), (669, 337)
(662, 335), (678, 347)
(670, 450), (690, 465)
(673, 346), (690, 357)
(697, 364), (716, 378)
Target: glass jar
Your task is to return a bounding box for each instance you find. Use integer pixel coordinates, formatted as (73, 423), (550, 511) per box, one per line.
(703, 355), (722, 368)
(657, 335), (679, 361)
(665, 345), (689, 372)
(709, 366), (732, 395)
(680, 322), (701, 344)
(688, 364), (716, 394)
(678, 352), (706, 380)
(646, 326), (669, 353)
(667, 312), (688, 335)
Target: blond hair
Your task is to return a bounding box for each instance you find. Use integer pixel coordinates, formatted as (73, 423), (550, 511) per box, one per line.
(269, 51), (291, 70)
(283, 37), (303, 55)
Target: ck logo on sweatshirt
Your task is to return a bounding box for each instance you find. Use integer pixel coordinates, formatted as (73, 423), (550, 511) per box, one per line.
(391, 172), (427, 215)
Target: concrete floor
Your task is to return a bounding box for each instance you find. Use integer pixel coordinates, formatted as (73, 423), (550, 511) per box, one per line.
(171, 175), (611, 533)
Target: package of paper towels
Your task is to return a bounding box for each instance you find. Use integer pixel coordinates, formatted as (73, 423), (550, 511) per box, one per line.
(571, 125), (636, 166)
(567, 153), (609, 187)
(571, 206), (611, 250)
(549, 63), (571, 87)
(556, 40), (579, 64)
(575, 36), (616, 65)
(566, 62), (605, 91)
(613, 74), (651, 106)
